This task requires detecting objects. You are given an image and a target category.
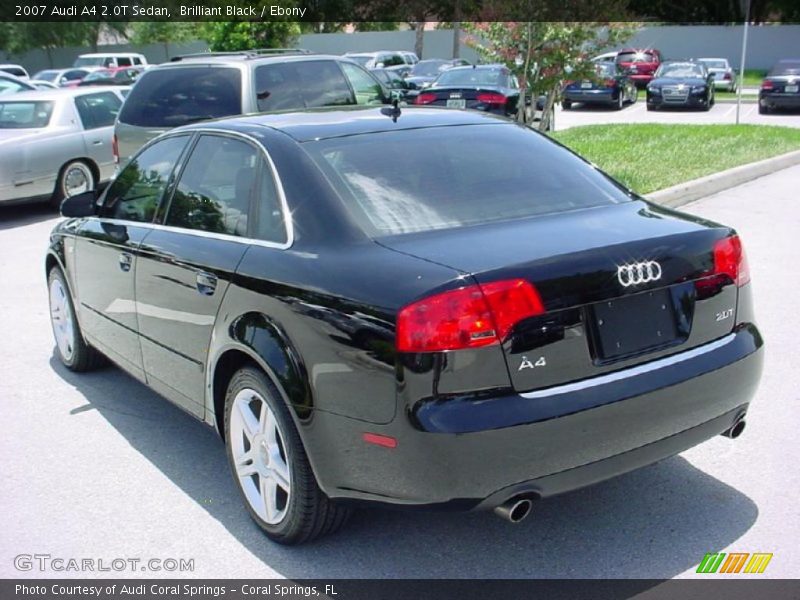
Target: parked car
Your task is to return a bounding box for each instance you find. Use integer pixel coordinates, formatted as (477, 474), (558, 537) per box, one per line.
(48, 106), (762, 544)
(697, 58), (737, 92)
(0, 87), (126, 207)
(561, 62), (638, 110)
(759, 58), (800, 115)
(414, 64), (523, 120)
(383, 51), (421, 78)
(73, 53), (148, 68)
(115, 49), (390, 166)
(647, 61), (715, 111)
(0, 64), (30, 79)
(77, 66), (146, 87)
(32, 68), (93, 87)
(616, 48), (663, 88)
(404, 59), (471, 92)
(591, 51), (618, 64)
(0, 73), (36, 95)
(370, 68), (411, 99)
(343, 51), (407, 70)
(29, 80), (59, 90)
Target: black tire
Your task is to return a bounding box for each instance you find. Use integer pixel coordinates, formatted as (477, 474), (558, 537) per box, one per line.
(759, 103), (770, 115)
(47, 267), (104, 372)
(561, 100), (572, 110)
(614, 92), (624, 110)
(52, 160), (95, 210)
(647, 104), (656, 111)
(629, 87), (639, 105)
(224, 366), (352, 545)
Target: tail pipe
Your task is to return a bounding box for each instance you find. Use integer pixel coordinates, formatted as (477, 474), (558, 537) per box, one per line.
(493, 497), (534, 523)
(721, 413), (747, 439)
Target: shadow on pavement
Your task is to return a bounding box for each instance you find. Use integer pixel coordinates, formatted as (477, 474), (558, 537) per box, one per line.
(50, 354), (758, 579)
(0, 203), (57, 230)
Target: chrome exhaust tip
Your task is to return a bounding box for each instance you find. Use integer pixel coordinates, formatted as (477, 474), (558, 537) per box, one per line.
(493, 497), (533, 523)
(722, 417), (746, 439)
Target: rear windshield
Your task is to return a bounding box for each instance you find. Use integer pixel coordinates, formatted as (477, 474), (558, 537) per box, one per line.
(74, 57), (106, 67)
(0, 101), (54, 128)
(436, 68), (508, 87)
(1, 67), (27, 78)
(411, 61), (447, 77)
(33, 70), (59, 82)
(118, 66), (242, 127)
(307, 124), (630, 237)
(770, 61), (800, 76)
(700, 60), (727, 69)
(617, 51), (656, 63)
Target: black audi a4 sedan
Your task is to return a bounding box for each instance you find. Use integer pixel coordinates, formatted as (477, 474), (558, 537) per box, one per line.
(647, 61), (715, 111)
(47, 107), (763, 544)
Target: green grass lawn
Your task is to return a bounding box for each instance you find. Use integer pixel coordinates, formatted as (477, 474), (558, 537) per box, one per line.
(741, 69), (767, 87)
(551, 124), (800, 194)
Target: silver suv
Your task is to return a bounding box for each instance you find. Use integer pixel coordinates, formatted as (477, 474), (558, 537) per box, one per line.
(115, 49), (390, 165)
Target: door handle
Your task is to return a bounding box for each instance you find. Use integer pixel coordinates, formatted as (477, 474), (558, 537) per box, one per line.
(196, 272), (217, 296)
(92, 140), (103, 146)
(118, 252), (132, 272)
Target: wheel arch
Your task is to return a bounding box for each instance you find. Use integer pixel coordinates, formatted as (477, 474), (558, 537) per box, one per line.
(208, 311), (314, 442)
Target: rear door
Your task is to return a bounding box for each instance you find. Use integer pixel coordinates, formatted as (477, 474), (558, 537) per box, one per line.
(73, 91), (121, 182)
(73, 135), (190, 380)
(134, 133), (265, 416)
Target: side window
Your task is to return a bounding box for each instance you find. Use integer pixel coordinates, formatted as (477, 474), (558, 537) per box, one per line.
(133, 57), (142, 65)
(387, 54), (405, 67)
(165, 135), (260, 237)
(64, 70), (85, 82)
(102, 135), (189, 222)
(340, 62), (386, 105)
(254, 160), (287, 245)
(74, 92), (122, 130)
(103, 58), (115, 67)
(117, 57), (132, 67)
(255, 61), (354, 112)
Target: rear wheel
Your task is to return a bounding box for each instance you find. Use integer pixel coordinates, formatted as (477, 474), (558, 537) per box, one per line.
(52, 160), (94, 210)
(224, 366), (351, 545)
(48, 267), (104, 371)
(759, 103), (770, 115)
(647, 104), (656, 111)
(614, 92), (624, 110)
(561, 99), (572, 110)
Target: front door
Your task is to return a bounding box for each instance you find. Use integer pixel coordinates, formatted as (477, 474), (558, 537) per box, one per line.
(73, 135), (190, 380)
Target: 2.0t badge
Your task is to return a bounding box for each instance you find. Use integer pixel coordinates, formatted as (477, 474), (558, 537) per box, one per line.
(617, 260), (662, 287)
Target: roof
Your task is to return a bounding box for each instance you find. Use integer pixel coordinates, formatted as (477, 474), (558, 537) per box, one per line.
(1, 86), (126, 101)
(181, 106), (511, 143)
(78, 52), (145, 57)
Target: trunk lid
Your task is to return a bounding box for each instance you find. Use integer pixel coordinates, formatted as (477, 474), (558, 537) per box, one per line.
(383, 201), (740, 392)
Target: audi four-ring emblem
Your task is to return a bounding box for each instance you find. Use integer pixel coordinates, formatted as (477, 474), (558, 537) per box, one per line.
(617, 261), (662, 287)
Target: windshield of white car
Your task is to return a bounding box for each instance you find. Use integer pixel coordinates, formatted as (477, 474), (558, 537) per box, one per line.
(0, 101), (55, 128)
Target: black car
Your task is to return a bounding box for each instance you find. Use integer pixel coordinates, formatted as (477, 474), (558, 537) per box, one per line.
(370, 68), (411, 99)
(759, 59), (800, 114)
(647, 61), (715, 111)
(414, 64), (522, 119)
(561, 62), (638, 110)
(47, 107), (763, 545)
(405, 59), (471, 90)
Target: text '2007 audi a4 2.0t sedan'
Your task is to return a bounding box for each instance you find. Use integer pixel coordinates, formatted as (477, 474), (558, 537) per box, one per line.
(46, 107), (763, 544)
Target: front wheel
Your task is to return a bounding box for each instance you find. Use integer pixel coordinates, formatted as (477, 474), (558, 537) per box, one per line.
(561, 99), (572, 110)
(224, 366), (352, 545)
(48, 267), (104, 371)
(614, 92), (624, 110)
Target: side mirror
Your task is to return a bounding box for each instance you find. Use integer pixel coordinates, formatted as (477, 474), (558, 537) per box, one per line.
(375, 62), (385, 68)
(60, 191), (97, 217)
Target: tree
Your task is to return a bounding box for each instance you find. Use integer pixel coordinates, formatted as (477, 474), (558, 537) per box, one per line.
(465, 21), (637, 131)
(3, 22), (98, 67)
(199, 21), (301, 52)
(131, 22), (200, 59)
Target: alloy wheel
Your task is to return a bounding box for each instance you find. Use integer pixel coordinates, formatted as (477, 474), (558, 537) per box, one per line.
(49, 277), (75, 362)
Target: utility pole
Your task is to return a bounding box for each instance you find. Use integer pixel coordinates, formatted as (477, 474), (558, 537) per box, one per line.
(736, 0), (751, 125)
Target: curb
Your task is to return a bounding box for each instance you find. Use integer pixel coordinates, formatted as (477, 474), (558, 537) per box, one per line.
(646, 148), (800, 208)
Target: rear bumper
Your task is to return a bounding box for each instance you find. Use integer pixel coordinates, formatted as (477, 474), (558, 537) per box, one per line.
(563, 88), (616, 104)
(629, 74), (654, 88)
(303, 325), (763, 509)
(760, 92), (800, 109)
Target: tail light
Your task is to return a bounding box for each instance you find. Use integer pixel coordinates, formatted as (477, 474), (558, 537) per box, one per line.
(761, 80), (773, 90)
(415, 92), (437, 105)
(476, 92), (507, 105)
(396, 279), (545, 352)
(112, 133), (119, 165)
(696, 235), (750, 298)
(604, 78), (616, 88)
(724, 72), (732, 80)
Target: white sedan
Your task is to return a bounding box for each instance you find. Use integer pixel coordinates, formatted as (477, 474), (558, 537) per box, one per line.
(0, 87), (128, 207)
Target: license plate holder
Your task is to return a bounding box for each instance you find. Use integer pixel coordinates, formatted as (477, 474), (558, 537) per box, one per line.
(786, 85), (799, 93)
(446, 99), (466, 109)
(589, 289), (679, 362)
(581, 81), (593, 89)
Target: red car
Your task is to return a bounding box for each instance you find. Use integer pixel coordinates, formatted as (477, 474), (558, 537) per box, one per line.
(616, 48), (663, 88)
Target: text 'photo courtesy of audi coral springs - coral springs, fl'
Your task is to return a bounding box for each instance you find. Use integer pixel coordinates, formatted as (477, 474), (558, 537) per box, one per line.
(46, 106), (763, 545)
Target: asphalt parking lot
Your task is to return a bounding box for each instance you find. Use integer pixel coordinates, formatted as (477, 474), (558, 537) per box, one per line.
(555, 96), (800, 130)
(0, 164), (798, 580)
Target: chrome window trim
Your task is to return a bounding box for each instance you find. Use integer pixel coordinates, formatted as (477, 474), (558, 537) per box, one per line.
(102, 127), (294, 250)
(520, 334), (736, 400)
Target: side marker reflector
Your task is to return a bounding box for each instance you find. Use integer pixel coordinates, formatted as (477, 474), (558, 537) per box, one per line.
(362, 433), (397, 449)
